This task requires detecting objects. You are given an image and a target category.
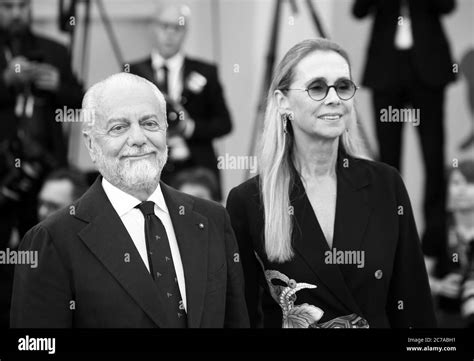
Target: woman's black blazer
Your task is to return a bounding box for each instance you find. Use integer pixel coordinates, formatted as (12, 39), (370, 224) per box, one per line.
(226, 153), (436, 328)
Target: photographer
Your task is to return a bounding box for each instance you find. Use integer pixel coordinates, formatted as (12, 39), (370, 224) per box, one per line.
(128, 3), (233, 200)
(0, 0), (83, 328)
(425, 159), (474, 327)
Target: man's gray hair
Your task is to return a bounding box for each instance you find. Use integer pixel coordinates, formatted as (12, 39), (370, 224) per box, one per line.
(153, 3), (191, 25)
(81, 72), (167, 135)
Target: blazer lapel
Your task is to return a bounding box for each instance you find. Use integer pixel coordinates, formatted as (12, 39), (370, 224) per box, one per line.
(160, 182), (209, 328)
(291, 152), (371, 316)
(75, 178), (172, 327)
(332, 155), (372, 259)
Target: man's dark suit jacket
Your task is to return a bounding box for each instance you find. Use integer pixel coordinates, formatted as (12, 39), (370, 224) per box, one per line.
(10, 177), (249, 328)
(128, 57), (232, 179)
(352, 0), (456, 90)
(226, 151), (436, 328)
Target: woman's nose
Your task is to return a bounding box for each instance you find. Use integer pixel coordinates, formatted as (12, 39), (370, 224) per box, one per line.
(324, 87), (341, 105)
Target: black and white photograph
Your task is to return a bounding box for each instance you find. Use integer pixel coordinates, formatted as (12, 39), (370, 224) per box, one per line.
(0, 0), (473, 357)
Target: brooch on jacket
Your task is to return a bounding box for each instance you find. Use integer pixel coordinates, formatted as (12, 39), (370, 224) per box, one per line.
(264, 270), (324, 328)
(264, 269), (369, 328)
(186, 71), (207, 94)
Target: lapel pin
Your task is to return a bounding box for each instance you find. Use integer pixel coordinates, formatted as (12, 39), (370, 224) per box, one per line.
(198, 223), (204, 229)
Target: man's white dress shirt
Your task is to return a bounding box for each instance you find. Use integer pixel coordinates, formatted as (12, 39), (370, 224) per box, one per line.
(152, 51), (184, 103)
(102, 178), (187, 311)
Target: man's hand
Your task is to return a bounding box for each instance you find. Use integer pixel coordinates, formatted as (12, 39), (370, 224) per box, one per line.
(431, 273), (463, 298)
(167, 134), (190, 161)
(2, 56), (36, 88)
(33, 63), (60, 92)
(166, 98), (195, 138)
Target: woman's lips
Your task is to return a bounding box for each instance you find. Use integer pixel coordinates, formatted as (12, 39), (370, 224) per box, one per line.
(317, 113), (343, 120)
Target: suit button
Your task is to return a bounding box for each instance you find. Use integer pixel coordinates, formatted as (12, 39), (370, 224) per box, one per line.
(181, 96), (188, 104)
(375, 270), (383, 279)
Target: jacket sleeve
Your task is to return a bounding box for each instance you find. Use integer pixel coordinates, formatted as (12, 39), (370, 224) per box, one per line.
(0, 70), (16, 107)
(10, 225), (73, 328)
(352, 0), (380, 18)
(430, 0), (456, 14)
(52, 45), (83, 109)
(385, 169), (437, 328)
(226, 186), (264, 328)
(223, 207), (250, 328)
(188, 65), (233, 141)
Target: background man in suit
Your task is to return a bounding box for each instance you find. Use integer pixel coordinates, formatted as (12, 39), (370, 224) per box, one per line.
(352, 0), (457, 268)
(0, 0), (82, 329)
(10, 72), (249, 328)
(128, 4), (233, 200)
(37, 168), (88, 222)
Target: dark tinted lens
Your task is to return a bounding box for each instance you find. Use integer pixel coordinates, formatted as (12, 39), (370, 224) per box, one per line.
(308, 81), (328, 100)
(335, 80), (355, 99)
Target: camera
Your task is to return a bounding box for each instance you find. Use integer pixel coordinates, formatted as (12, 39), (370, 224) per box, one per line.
(164, 96), (185, 134)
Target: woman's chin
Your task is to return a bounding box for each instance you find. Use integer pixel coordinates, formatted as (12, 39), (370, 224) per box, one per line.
(311, 129), (345, 140)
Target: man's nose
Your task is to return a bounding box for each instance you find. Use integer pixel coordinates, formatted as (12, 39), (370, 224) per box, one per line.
(127, 123), (147, 146)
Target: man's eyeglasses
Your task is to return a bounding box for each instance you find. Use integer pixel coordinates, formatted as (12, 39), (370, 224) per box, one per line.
(284, 79), (359, 101)
(156, 20), (185, 32)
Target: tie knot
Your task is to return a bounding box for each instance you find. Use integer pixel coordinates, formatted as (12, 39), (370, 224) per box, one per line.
(136, 201), (155, 216)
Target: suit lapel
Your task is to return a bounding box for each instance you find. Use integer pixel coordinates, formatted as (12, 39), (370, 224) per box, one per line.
(332, 156), (372, 259)
(181, 57), (194, 101)
(75, 178), (172, 327)
(137, 58), (158, 86)
(160, 182), (209, 328)
(291, 152), (371, 316)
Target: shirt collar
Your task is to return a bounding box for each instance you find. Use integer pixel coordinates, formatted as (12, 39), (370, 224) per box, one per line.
(102, 177), (169, 217)
(151, 50), (184, 71)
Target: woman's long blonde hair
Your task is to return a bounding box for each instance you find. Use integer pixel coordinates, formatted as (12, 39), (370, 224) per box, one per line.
(258, 38), (360, 263)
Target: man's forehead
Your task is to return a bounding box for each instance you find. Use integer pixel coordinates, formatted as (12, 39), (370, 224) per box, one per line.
(157, 5), (188, 22)
(98, 88), (162, 121)
(100, 82), (158, 103)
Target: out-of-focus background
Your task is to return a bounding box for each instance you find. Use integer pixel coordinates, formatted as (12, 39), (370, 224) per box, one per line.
(31, 0), (473, 225)
(1, 0), (473, 328)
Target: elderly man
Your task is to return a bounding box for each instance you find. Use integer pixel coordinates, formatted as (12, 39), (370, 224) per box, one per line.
(128, 4), (232, 200)
(10, 73), (249, 328)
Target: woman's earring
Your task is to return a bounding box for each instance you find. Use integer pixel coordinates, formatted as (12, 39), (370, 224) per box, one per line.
(282, 112), (293, 134)
(281, 113), (288, 134)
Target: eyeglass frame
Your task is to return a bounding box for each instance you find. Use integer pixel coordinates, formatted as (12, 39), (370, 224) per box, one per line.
(154, 20), (186, 32)
(282, 79), (360, 101)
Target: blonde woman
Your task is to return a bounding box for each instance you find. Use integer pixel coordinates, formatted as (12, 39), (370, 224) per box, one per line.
(226, 38), (435, 328)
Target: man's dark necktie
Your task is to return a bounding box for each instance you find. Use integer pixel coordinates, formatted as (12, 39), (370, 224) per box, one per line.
(160, 64), (169, 95)
(136, 201), (187, 327)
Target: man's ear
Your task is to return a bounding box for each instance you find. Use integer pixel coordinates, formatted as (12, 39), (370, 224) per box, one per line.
(274, 89), (291, 115)
(82, 130), (96, 163)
